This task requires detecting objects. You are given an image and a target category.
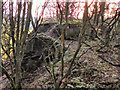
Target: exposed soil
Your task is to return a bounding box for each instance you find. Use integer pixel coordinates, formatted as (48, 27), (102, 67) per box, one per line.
(1, 37), (120, 89)
(22, 40), (120, 88)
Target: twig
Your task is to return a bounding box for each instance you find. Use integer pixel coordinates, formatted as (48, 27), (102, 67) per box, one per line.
(78, 48), (90, 60)
(0, 63), (16, 88)
(82, 41), (120, 67)
(98, 55), (120, 67)
(1, 45), (13, 64)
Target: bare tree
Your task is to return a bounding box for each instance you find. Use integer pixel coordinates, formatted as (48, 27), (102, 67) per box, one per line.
(100, 0), (106, 24)
(0, 0), (2, 79)
(31, 0), (49, 33)
(93, 0), (98, 24)
(1, 1), (32, 89)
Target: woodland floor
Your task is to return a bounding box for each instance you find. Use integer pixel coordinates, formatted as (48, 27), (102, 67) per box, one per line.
(1, 39), (120, 88)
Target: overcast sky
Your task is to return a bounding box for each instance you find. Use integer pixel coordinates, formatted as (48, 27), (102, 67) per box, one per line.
(3, 0), (120, 19)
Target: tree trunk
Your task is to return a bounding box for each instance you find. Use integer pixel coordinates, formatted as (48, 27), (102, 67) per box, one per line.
(15, 2), (32, 88)
(117, 17), (120, 79)
(94, 0), (98, 24)
(0, 0), (2, 77)
(100, 0), (106, 24)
